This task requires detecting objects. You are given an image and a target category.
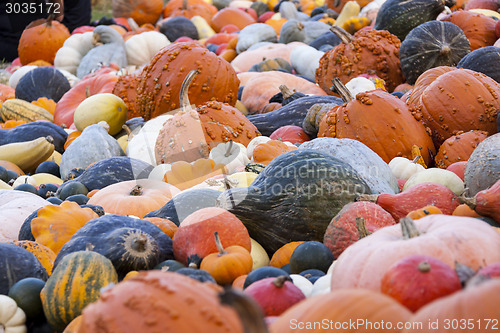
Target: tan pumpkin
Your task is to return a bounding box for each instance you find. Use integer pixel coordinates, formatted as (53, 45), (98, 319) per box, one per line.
(163, 158), (228, 191)
(252, 140), (297, 165)
(87, 179), (181, 218)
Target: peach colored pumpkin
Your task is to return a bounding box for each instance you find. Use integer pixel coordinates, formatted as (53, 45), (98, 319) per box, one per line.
(231, 42), (306, 72)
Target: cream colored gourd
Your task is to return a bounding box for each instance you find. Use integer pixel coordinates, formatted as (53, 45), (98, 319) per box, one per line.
(250, 238), (270, 270)
(246, 136), (271, 159)
(0, 295), (27, 333)
(310, 274), (332, 297)
(59, 122), (125, 179)
(345, 77), (377, 96)
(290, 45), (324, 81)
(73, 93), (128, 136)
(290, 274), (313, 297)
(236, 23), (278, 54)
(0, 137), (55, 174)
(208, 141), (250, 173)
(190, 171), (257, 191)
(191, 16), (216, 39)
(403, 168), (465, 195)
(148, 163), (172, 181)
(8, 66), (36, 89)
(388, 156), (425, 181)
(125, 31), (170, 66)
(334, 1), (361, 27)
(127, 114), (173, 165)
(228, 0), (253, 8)
(54, 32), (95, 75)
(0, 179), (11, 190)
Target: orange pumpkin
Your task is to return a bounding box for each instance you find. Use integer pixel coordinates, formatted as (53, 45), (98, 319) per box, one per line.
(452, 204), (481, 217)
(210, 7), (256, 32)
(0, 160), (25, 175)
(163, 0), (218, 23)
(27, 60), (53, 67)
(87, 179), (181, 218)
(112, 72), (139, 120)
(18, 16), (70, 65)
(122, 23), (157, 41)
(142, 217), (178, 239)
(200, 232), (253, 285)
(441, 11), (497, 51)
(0, 120), (26, 129)
(78, 271), (245, 333)
(406, 206), (443, 220)
(232, 274), (248, 290)
(252, 140), (297, 165)
(32, 97), (57, 115)
(63, 131), (82, 150)
(62, 315), (82, 333)
(112, 0), (164, 26)
(0, 84), (15, 102)
(269, 241), (305, 268)
(163, 158), (228, 191)
(31, 201), (99, 254)
(434, 131), (488, 168)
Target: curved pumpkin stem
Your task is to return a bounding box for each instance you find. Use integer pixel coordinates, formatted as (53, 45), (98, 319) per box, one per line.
(400, 217), (421, 239)
(214, 231), (227, 256)
(180, 70), (199, 112)
(330, 26), (354, 44)
(459, 194), (477, 210)
(182, 0), (189, 10)
(225, 140), (234, 157)
(356, 217), (371, 239)
(130, 185), (143, 196)
(272, 275), (291, 288)
(279, 85), (294, 100)
(331, 77), (354, 102)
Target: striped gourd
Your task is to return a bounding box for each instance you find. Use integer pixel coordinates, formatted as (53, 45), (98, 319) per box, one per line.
(0, 99), (54, 122)
(40, 250), (118, 331)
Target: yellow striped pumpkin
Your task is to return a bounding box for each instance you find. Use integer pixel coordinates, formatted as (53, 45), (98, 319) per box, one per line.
(0, 98), (54, 122)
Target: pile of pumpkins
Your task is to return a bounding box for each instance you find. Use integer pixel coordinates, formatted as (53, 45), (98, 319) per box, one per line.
(1, 0), (500, 331)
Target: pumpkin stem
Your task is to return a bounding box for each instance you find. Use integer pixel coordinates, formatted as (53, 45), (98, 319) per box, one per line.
(85, 243), (95, 251)
(329, 25), (354, 44)
(272, 275), (291, 288)
(355, 194), (378, 203)
(179, 70), (199, 112)
(85, 85), (90, 98)
(279, 85), (295, 100)
(122, 124), (132, 137)
(131, 233), (148, 253)
(214, 231), (227, 256)
(219, 288), (269, 333)
(356, 217), (371, 239)
(411, 155), (421, 164)
(440, 45), (451, 57)
(225, 140), (234, 157)
(130, 185), (143, 196)
(455, 261), (476, 287)
(46, 13), (55, 27)
(297, 21), (304, 30)
(182, 0), (189, 10)
(418, 261), (431, 273)
(188, 262), (198, 269)
(330, 77), (354, 102)
(127, 17), (139, 31)
(459, 194), (477, 210)
(400, 217), (421, 239)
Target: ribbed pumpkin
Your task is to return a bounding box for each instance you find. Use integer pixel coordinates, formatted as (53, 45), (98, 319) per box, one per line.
(434, 130), (488, 168)
(77, 271), (245, 333)
(18, 16), (70, 65)
(154, 70), (260, 164)
(441, 11), (497, 51)
(112, 0), (164, 26)
(270, 288), (412, 333)
(31, 201), (99, 254)
(315, 27), (404, 93)
(10, 240), (56, 276)
(408, 68), (500, 147)
(399, 21), (471, 85)
(40, 250), (118, 332)
(15, 66), (71, 103)
(318, 79), (436, 165)
(405, 66), (457, 108)
(87, 179), (181, 218)
(135, 41), (239, 120)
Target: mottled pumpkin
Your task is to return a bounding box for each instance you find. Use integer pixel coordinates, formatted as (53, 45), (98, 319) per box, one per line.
(434, 130), (489, 168)
(135, 41), (239, 120)
(10, 240), (56, 276)
(316, 27), (404, 93)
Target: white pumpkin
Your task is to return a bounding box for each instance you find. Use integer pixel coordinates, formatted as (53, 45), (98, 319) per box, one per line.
(12, 175), (38, 188)
(148, 163), (172, 181)
(388, 156), (425, 181)
(290, 274), (313, 297)
(290, 45), (324, 81)
(250, 238), (270, 270)
(209, 141), (250, 174)
(403, 168), (465, 195)
(127, 114), (173, 165)
(125, 31), (170, 66)
(0, 190), (51, 242)
(345, 77), (377, 96)
(8, 66), (36, 89)
(57, 69), (80, 87)
(54, 31), (95, 75)
(0, 295), (27, 333)
(247, 136), (271, 159)
(310, 274), (332, 297)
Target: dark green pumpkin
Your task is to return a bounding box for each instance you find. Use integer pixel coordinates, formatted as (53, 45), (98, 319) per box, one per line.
(288, 241), (334, 274)
(15, 67), (71, 103)
(175, 268), (216, 283)
(56, 156), (153, 194)
(457, 46), (500, 83)
(8, 277), (46, 320)
(41, 250), (118, 331)
(154, 259), (185, 272)
(158, 17), (199, 42)
(248, 57), (294, 73)
(251, 1), (270, 17)
(53, 214), (174, 279)
(80, 204), (106, 216)
(57, 181), (88, 200)
(145, 188), (221, 225)
(399, 21), (470, 84)
(243, 266), (289, 289)
(0, 243), (48, 294)
(0, 121), (68, 154)
(374, 0), (446, 41)
(247, 95), (343, 136)
(217, 150), (371, 255)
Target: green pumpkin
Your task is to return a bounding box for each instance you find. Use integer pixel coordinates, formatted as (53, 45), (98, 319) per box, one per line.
(289, 241), (335, 274)
(8, 277), (46, 320)
(40, 250), (118, 331)
(217, 150), (371, 255)
(15, 67), (71, 103)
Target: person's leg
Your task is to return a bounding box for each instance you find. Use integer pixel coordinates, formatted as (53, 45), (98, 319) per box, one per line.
(0, 35), (21, 62)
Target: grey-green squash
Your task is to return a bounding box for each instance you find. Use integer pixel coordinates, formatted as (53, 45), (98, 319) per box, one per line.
(464, 133), (500, 196)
